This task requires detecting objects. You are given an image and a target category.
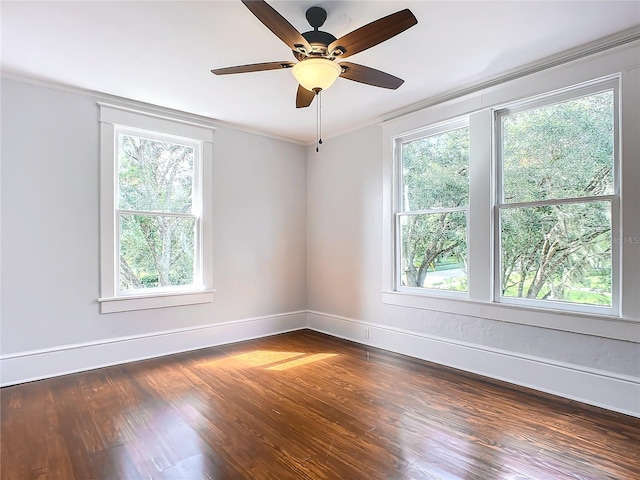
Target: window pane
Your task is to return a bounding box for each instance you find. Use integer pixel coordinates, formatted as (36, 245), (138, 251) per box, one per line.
(402, 127), (469, 211)
(119, 214), (196, 290)
(500, 201), (611, 306)
(399, 212), (467, 291)
(501, 91), (614, 203)
(118, 134), (194, 213)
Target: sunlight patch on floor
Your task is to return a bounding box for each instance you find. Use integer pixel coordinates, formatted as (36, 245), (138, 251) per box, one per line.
(198, 350), (338, 371)
(265, 353), (338, 371)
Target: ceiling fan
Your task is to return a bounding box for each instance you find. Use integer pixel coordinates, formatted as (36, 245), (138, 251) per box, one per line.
(211, 0), (418, 108)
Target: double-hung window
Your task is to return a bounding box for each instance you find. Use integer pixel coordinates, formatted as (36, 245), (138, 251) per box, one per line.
(396, 120), (470, 294)
(117, 129), (200, 292)
(99, 104), (214, 313)
(496, 83), (618, 314)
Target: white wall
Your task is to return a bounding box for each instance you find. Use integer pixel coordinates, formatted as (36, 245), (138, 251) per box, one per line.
(306, 43), (640, 416)
(0, 78), (308, 380)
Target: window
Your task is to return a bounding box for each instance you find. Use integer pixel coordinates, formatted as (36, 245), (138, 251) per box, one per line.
(387, 79), (623, 319)
(383, 43), (639, 339)
(496, 86), (618, 314)
(99, 104), (214, 313)
(117, 130), (200, 292)
(395, 120), (469, 294)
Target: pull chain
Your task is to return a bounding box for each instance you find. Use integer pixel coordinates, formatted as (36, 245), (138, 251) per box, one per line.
(315, 89), (323, 153)
(319, 89), (323, 147)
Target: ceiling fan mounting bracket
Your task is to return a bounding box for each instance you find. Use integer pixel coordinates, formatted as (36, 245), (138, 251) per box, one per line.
(306, 6), (327, 30)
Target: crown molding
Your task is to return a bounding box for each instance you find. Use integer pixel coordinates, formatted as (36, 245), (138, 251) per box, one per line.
(380, 26), (640, 125)
(0, 70), (308, 147)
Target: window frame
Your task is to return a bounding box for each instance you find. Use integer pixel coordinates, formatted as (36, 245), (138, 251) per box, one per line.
(393, 118), (470, 298)
(381, 49), (640, 342)
(98, 104), (215, 313)
(115, 126), (203, 296)
(493, 80), (620, 316)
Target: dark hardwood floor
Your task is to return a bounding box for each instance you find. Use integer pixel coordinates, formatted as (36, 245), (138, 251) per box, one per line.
(1, 330), (639, 479)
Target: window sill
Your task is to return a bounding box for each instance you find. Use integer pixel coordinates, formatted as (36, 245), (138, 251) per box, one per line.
(382, 290), (639, 342)
(98, 289), (215, 313)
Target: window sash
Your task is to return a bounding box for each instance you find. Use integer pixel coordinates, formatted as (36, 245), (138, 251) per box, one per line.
(495, 198), (616, 313)
(495, 81), (620, 204)
(115, 127), (202, 215)
(395, 208), (468, 296)
(398, 122), (470, 213)
(116, 211), (201, 295)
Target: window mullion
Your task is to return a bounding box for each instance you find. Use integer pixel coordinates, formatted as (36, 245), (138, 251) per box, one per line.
(468, 109), (493, 302)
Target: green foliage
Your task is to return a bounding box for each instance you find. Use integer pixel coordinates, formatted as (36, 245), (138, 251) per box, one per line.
(402, 127), (469, 210)
(118, 134), (193, 213)
(141, 275), (159, 288)
(117, 133), (196, 290)
(119, 214), (195, 291)
(400, 127), (469, 290)
(502, 91), (614, 202)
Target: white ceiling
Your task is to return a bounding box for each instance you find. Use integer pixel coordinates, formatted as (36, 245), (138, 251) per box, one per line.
(2, 1), (639, 144)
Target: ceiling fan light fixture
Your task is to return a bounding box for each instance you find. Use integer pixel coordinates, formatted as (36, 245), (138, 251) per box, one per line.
(291, 58), (341, 92)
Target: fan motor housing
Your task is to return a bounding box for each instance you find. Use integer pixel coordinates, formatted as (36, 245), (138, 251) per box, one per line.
(294, 30), (337, 59)
(302, 30), (336, 47)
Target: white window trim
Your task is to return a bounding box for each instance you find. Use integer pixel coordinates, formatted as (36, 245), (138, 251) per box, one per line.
(98, 103), (215, 313)
(381, 42), (640, 342)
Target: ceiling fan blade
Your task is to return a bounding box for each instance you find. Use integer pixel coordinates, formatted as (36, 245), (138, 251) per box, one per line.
(339, 62), (404, 90)
(211, 61), (294, 75)
(328, 9), (417, 59)
(296, 84), (316, 108)
(242, 0), (312, 53)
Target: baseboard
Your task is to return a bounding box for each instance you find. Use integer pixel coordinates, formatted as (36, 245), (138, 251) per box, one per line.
(307, 310), (640, 418)
(0, 311), (307, 387)
(4, 309), (638, 418)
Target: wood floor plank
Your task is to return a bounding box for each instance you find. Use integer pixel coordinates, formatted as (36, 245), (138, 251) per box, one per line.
(2, 330), (639, 479)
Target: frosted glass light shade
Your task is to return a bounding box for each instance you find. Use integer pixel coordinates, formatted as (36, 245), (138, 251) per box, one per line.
(291, 58), (341, 91)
